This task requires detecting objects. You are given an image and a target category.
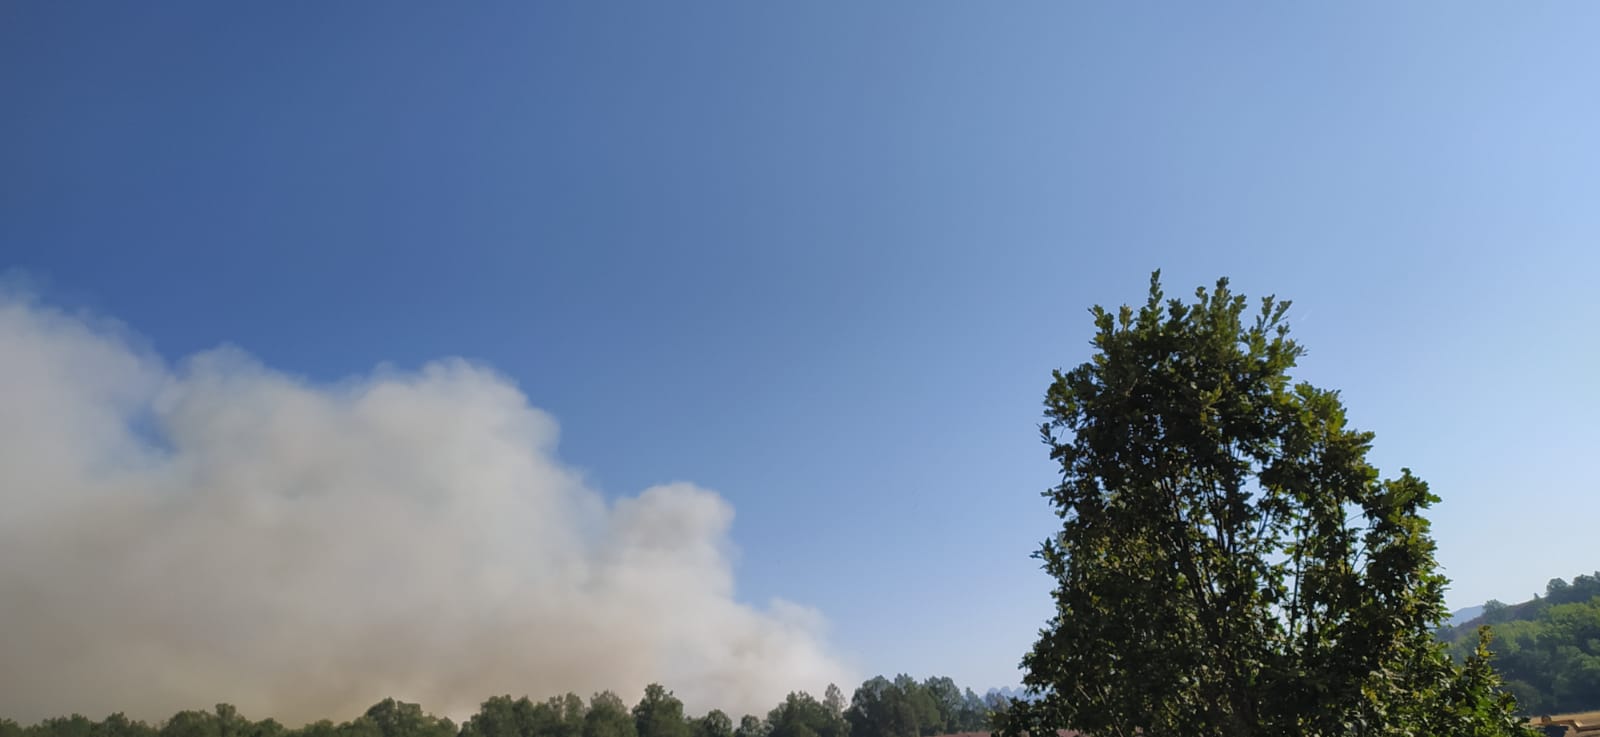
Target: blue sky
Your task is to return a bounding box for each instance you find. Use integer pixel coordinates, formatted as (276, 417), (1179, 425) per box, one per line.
(3, 1), (1598, 697)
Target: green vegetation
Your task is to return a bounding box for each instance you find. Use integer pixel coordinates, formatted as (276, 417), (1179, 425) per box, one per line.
(1001, 274), (1531, 737)
(0, 675), (1001, 737)
(1440, 573), (1600, 715)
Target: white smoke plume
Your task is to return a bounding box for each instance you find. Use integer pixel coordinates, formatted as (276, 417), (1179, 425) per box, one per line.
(0, 290), (854, 725)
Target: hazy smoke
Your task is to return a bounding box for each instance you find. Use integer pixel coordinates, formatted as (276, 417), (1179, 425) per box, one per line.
(0, 291), (853, 725)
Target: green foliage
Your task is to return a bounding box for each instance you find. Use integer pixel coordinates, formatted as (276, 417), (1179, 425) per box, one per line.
(954, 691), (984, 734)
(549, 694), (588, 737)
(330, 717), (379, 737)
(821, 688), (845, 726)
(766, 692), (845, 737)
(688, 711), (731, 737)
(631, 686), (689, 737)
(1441, 582), (1600, 715)
(1005, 273), (1533, 737)
(838, 674), (990, 737)
(457, 696), (521, 737)
(732, 716), (764, 737)
(458, 693), (589, 737)
(844, 678), (927, 737)
(917, 679), (958, 737)
(40, 717), (95, 737)
(1452, 575), (1600, 633)
(161, 712), (219, 737)
(360, 700), (454, 737)
(1547, 574), (1600, 606)
(0, 672), (1008, 737)
(582, 693), (635, 737)
(95, 714), (158, 737)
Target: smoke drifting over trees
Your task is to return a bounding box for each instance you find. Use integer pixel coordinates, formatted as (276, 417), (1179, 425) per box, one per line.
(0, 674), (1004, 737)
(0, 290), (852, 724)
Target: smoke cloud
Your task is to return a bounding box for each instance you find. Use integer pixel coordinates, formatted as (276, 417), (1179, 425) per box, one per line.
(0, 291), (853, 725)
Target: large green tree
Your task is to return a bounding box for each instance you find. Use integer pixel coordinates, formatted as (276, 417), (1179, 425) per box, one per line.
(1004, 274), (1531, 737)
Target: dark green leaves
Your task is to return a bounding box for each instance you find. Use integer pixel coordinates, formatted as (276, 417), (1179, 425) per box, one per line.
(1008, 273), (1532, 737)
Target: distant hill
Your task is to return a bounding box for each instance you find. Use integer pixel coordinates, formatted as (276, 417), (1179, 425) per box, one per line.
(1447, 604), (1486, 627)
(983, 687), (1032, 702)
(1437, 571), (1600, 715)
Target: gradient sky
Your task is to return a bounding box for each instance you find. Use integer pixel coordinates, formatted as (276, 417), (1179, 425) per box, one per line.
(3, 2), (1598, 694)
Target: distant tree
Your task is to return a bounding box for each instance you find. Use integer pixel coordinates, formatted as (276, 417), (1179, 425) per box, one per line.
(844, 677), (892, 737)
(765, 693), (842, 737)
(0, 678), (1025, 737)
(1544, 573), (1600, 607)
(211, 707), (242, 737)
(583, 693), (635, 737)
(631, 685), (689, 737)
(548, 694), (588, 737)
(460, 696), (521, 737)
(733, 716), (764, 737)
(688, 711), (731, 737)
(1004, 274), (1533, 737)
(894, 677), (938, 737)
(245, 720), (283, 737)
(333, 717), (379, 737)
(37, 716), (94, 737)
(1450, 595), (1600, 713)
(821, 687), (845, 724)
(846, 677), (930, 737)
(979, 694), (1009, 732)
(1479, 599), (1516, 626)
(317, 722), (346, 737)
(955, 690), (986, 733)
(161, 712), (220, 737)
(286, 720), (337, 737)
(919, 679), (960, 736)
(360, 700), (453, 737)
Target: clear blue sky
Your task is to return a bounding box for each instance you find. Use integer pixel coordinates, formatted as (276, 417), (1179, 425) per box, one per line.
(3, 2), (1597, 694)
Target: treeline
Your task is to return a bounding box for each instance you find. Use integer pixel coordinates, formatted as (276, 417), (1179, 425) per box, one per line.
(1440, 572), (1600, 715)
(0, 675), (1007, 737)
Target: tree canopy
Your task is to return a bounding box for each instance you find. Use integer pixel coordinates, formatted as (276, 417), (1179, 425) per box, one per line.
(632, 686), (689, 737)
(1003, 274), (1532, 737)
(3, 676), (999, 737)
